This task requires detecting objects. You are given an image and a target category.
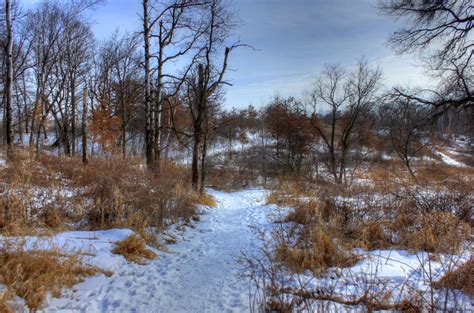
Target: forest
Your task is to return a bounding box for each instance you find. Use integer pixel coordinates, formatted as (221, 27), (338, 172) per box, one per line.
(0, 0), (472, 312)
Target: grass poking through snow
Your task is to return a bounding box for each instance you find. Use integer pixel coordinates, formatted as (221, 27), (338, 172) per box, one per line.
(0, 239), (110, 311)
(112, 234), (157, 264)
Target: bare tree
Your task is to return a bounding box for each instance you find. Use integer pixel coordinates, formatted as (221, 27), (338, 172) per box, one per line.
(96, 32), (141, 158)
(379, 0), (473, 116)
(24, 0), (100, 158)
(142, 0), (154, 166)
(263, 96), (313, 176)
(182, 0), (241, 193)
(310, 60), (381, 185)
(141, 0), (206, 169)
(379, 97), (430, 176)
(64, 17), (94, 155)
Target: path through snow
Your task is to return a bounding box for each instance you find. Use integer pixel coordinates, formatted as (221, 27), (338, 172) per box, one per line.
(46, 189), (270, 313)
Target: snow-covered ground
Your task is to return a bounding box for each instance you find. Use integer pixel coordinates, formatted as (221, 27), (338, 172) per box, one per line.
(433, 149), (465, 167)
(42, 189), (271, 312)
(2, 188), (471, 312)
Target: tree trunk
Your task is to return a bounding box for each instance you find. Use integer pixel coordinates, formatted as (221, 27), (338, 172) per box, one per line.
(5, 0), (14, 159)
(143, 0), (154, 168)
(199, 127), (208, 194)
(192, 131), (201, 191)
(71, 74), (77, 155)
(121, 95), (127, 159)
(154, 22), (164, 171)
(82, 88), (88, 165)
(63, 84), (71, 156)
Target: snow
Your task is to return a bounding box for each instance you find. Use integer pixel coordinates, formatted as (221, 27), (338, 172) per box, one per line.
(41, 189), (271, 312)
(279, 249), (472, 311)
(433, 149), (465, 167)
(2, 188), (471, 312)
(3, 229), (134, 271)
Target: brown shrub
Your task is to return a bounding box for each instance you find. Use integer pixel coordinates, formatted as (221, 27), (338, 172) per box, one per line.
(356, 221), (393, 250)
(275, 227), (360, 273)
(0, 239), (109, 311)
(0, 150), (198, 236)
(112, 234), (157, 264)
(206, 165), (257, 192)
(282, 200), (319, 225)
(268, 175), (472, 276)
(399, 212), (471, 253)
(80, 157), (197, 232)
(432, 258), (474, 297)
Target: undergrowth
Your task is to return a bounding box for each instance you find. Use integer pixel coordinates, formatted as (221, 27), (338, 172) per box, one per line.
(0, 149), (199, 239)
(256, 162), (473, 311)
(0, 239), (110, 311)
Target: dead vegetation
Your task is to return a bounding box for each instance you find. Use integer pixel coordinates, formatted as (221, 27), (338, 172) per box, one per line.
(112, 234), (157, 264)
(0, 149), (199, 237)
(252, 160), (473, 311)
(0, 239), (110, 311)
(433, 258), (474, 297)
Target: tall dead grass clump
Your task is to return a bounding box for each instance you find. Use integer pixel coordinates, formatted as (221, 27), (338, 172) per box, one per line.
(112, 234), (157, 264)
(274, 226), (359, 273)
(271, 188), (360, 273)
(192, 192), (217, 207)
(399, 212), (471, 253)
(267, 173), (472, 275)
(0, 239), (109, 311)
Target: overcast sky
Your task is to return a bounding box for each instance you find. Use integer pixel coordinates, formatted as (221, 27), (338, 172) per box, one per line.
(23, 0), (430, 109)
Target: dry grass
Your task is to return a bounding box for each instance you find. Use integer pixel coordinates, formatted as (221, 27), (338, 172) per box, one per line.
(0, 239), (109, 311)
(206, 162), (259, 192)
(432, 258), (474, 297)
(112, 234), (157, 264)
(398, 212), (471, 253)
(266, 165), (472, 273)
(275, 228), (360, 273)
(192, 193), (217, 207)
(0, 149), (199, 237)
(270, 193), (360, 272)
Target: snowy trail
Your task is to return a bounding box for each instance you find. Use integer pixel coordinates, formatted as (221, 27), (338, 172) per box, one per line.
(46, 189), (270, 313)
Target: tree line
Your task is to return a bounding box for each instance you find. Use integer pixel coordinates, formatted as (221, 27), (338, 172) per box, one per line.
(1, 0), (472, 190)
(1, 0), (245, 193)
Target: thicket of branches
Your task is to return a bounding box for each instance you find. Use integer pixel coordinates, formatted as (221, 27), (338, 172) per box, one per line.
(1, 0), (241, 194)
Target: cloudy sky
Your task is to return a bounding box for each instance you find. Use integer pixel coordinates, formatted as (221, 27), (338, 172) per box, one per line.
(23, 0), (430, 109)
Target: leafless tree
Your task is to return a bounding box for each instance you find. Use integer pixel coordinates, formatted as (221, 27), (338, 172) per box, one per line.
(263, 96), (313, 176)
(141, 0), (206, 169)
(310, 60), (381, 185)
(379, 96), (430, 176)
(25, 0), (100, 158)
(96, 32), (141, 158)
(379, 0), (473, 117)
(182, 0), (241, 193)
(63, 16), (94, 155)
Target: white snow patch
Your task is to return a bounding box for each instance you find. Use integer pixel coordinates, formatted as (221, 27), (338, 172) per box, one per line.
(433, 149), (465, 167)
